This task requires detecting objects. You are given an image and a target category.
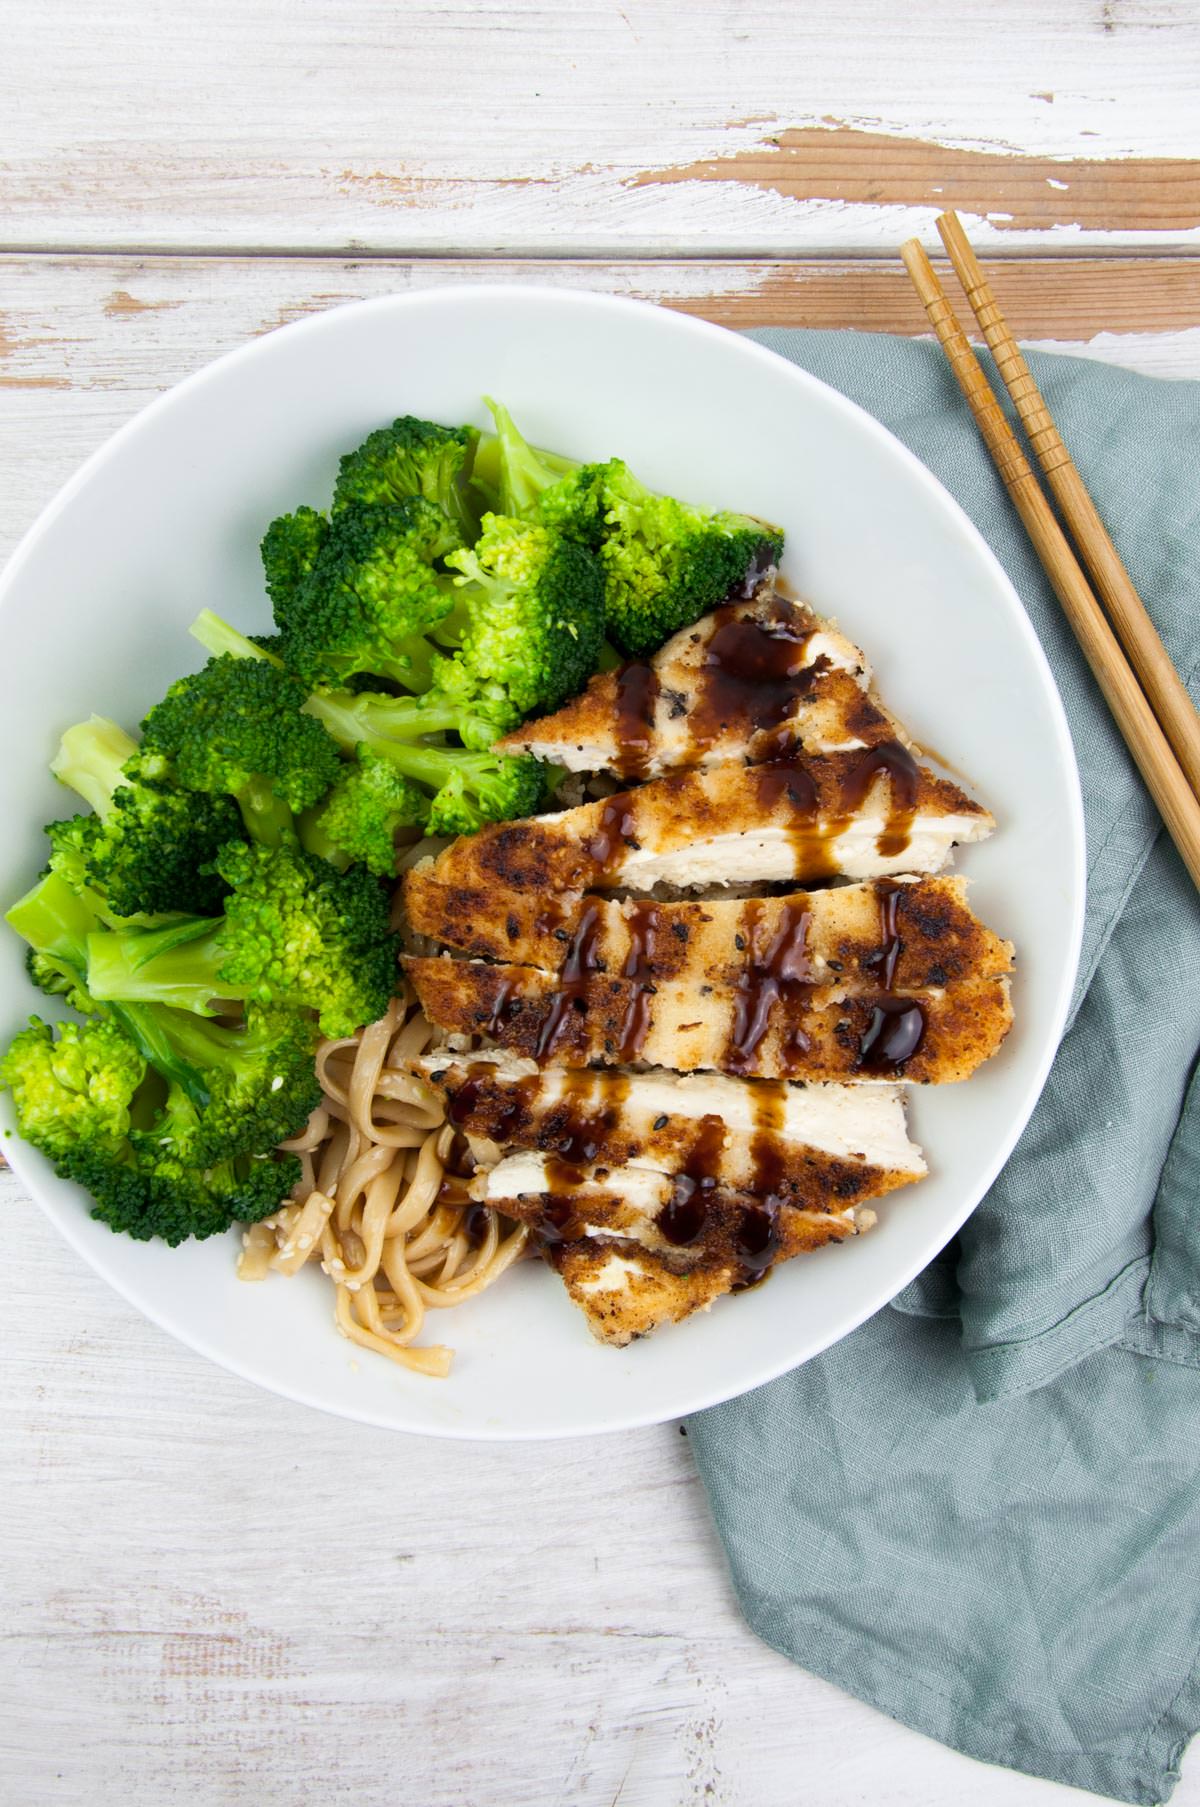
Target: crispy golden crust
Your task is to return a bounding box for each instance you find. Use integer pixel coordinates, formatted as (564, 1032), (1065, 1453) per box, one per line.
(542, 1199), (865, 1346)
(405, 954), (1013, 1084)
(403, 872), (1013, 987)
(403, 750), (993, 904)
(413, 1057), (923, 1211)
(545, 1240), (740, 1344)
(498, 590), (892, 778)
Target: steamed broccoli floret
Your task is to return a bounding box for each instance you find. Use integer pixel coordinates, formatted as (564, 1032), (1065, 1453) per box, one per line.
(270, 497), (466, 692)
(0, 1011), (296, 1245)
(85, 840), (398, 1039)
(76, 1135), (298, 1247)
(300, 749), (430, 875)
(482, 400), (786, 657)
(574, 460), (785, 656)
(443, 513), (606, 718)
(306, 684), (514, 754)
(139, 655), (341, 847)
(126, 1002), (322, 1165)
(261, 504), (329, 624)
(306, 688), (551, 837)
(333, 416), (480, 540)
(47, 716), (239, 917)
(5, 870), (321, 1147)
(0, 1013), (145, 1170)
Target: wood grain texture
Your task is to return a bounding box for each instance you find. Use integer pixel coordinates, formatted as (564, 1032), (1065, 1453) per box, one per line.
(1, 295), (1199, 1799)
(4, 2), (1200, 1797)
(3, 255), (1200, 382)
(634, 126), (1200, 232)
(3, 0), (1199, 253)
(3, 1170), (1199, 1807)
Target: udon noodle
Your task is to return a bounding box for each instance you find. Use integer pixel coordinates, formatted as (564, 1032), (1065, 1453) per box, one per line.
(237, 986), (528, 1377)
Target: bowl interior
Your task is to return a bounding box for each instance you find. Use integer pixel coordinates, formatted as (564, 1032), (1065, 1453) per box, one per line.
(0, 288), (1083, 1438)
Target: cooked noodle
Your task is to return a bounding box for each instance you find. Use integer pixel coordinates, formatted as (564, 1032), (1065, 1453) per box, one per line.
(237, 986), (527, 1377)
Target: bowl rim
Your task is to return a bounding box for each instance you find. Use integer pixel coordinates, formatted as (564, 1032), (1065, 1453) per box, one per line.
(0, 284), (1086, 1438)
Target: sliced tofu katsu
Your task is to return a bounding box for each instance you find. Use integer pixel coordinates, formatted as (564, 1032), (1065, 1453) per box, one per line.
(404, 870), (1010, 990)
(405, 954), (1012, 1083)
(543, 1241), (746, 1345)
(405, 747), (993, 902)
(472, 1153), (876, 1346)
(410, 1050), (926, 1211)
(498, 588), (896, 779)
(473, 1150), (871, 1259)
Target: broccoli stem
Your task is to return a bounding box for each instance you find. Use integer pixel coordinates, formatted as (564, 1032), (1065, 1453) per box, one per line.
(7, 870), (104, 969)
(304, 689), (497, 753)
(49, 717), (139, 817)
(233, 778), (295, 848)
(482, 399), (580, 518)
(5, 873), (213, 1106)
(189, 609), (283, 667)
(85, 919), (234, 1018)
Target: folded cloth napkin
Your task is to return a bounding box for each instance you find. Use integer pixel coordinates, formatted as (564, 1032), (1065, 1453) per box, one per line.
(688, 328), (1200, 1806)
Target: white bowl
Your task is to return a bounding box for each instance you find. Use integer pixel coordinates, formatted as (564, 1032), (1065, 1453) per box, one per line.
(0, 288), (1084, 1439)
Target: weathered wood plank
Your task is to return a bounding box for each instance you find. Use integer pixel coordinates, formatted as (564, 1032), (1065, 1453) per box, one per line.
(3, 0), (1199, 254)
(3, 1172), (1198, 1807)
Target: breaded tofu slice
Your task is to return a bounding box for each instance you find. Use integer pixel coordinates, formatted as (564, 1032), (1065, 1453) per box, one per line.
(498, 588), (896, 778)
(405, 954), (1012, 1083)
(409, 1050), (926, 1213)
(403, 870), (1010, 980)
(473, 1149), (872, 1258)
(404, 748), (993, 900)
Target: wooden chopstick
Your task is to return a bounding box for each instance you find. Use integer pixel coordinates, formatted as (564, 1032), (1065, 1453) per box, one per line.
(900, 237), (1200, 892)
(934, 210), (1200, 800)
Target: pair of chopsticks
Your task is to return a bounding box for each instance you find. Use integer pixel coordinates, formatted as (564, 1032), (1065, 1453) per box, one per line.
(901, 213), (1200, 891)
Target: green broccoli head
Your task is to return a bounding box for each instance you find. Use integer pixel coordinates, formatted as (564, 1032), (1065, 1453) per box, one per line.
(214, 841), (398, 1036)
(423, 751), (549, 838)
(445, 514), (606, 718)
(84, 841), (399, 1040)
(305, 687), (552, 838)
(554, 460), (785, 657)
(129, 1001), (323, 1166)
(139, 654), (341, 846)
(272, 497), (465, 693)
(47, 717), (239, 917)
(333, 416), (481, 539)
(300, 747), (430, 876)
(261, 504), (329, 624)
(65, 1114), (299, 1246)
(0, 1013), (146, 1170)
(26, 946), (94, 1015)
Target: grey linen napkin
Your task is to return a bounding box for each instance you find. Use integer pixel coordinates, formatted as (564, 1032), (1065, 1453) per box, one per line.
(687, 329), (1200, 1805)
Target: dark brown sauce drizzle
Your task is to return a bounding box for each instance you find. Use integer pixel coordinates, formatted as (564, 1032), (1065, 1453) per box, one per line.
(855, 881), (927, 1073)
(726, 899), (815, 1076)
(584, 794), (640, 880)
(735, 1082), (790, 1281)
(750, 760), (839, 883)
(534, 901), (605, 1061)
(533, 1156), (591, 1245)
(690, 608), (817, 754)
(857, 997), (926, 1073)
(838, 739), (921, 858)
(613, 659), (660, 779)
(858, 880), (904, 991)
(445, 1064), (537, 1143)
(548, 1068), (632, 1166)
(615, 899), (662, 1062)
(659, 1114), (725, 1248)
(462, 1203), (492, 1245)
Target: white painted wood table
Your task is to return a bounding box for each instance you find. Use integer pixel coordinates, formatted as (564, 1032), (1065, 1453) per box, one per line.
(3, 6), (1199, 1802)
